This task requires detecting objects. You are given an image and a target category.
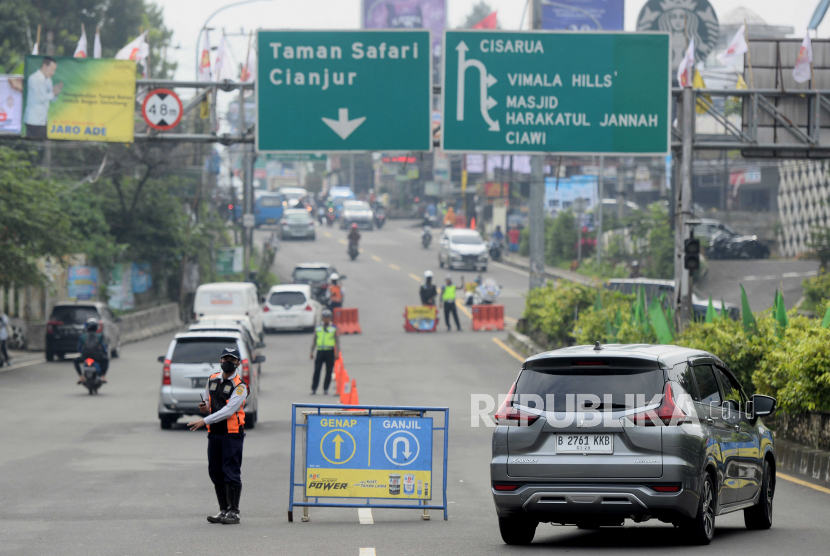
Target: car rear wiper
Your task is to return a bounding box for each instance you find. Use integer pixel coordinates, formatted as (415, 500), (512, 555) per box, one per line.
(582, 403), (631, 411)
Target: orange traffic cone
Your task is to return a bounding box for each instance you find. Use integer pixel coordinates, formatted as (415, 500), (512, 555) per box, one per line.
(339, 371), (351, 404)
(470, 217), (476, 230)
(333, 352), (343, 390)
(348, 379), (359, 406)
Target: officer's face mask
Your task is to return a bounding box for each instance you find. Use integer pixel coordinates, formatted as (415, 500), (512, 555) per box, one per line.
(221, 360), (237, 374)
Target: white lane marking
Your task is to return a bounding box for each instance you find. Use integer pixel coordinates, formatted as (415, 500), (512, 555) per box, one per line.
(359, 549), (377, 556)
(743, 271), (816, 282)
(358, 508), (374, 524)
(0, 359), (43, 373)
(396, 228), (422, 239)
(491, 261), (530, 276)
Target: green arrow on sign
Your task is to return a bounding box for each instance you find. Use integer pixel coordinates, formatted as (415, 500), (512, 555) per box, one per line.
(332, 434), (344, 460)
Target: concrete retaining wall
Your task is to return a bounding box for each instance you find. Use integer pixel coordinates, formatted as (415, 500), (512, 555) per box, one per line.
(774, 439), (830, 488)
(506, 329), (545, 360)
(774, 411), (830, 452)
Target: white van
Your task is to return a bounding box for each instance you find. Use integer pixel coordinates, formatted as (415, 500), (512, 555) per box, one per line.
(193, 282), (264, 342)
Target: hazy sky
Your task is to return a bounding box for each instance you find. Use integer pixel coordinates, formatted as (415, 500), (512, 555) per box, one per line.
(152, 0), (826, 83)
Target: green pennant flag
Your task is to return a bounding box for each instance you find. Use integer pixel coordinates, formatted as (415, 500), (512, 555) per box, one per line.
(649, 301), (674, 344)
(740, 284), (758, 335)
(631, 287), (641, 326)
(614, 308), (623, 331)
(821, 305), (830, 329)
(772, 288), (779, 316)
(775, 291), (789, 331)
(719, 299), (727, 322)
(594, 289), (602, 311)
(705, 296), (716, 323)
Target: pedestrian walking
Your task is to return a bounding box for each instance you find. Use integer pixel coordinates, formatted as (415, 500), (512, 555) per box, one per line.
(440, 275), (462, 331)
(0, 312), (10, 367)
(188, 347), (249, 525)
(310, 309), (340, 395)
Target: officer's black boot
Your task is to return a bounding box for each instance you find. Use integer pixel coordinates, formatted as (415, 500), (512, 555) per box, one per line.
(207, 485), (228, 523)
(222, 484), (241, 524)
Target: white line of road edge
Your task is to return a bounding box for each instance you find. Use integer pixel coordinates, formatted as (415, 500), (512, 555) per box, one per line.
(490, 261), (530, 276)
(0, 359), (42, 373)
(358, 508), (374, 524)
(359, 548), (377, 556)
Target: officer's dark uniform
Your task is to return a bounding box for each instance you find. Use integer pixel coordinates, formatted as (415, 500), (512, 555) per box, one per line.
(203, 351), (249, 524)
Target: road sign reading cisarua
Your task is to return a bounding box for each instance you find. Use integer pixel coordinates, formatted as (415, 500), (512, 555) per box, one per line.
(256, 30), (432, 152)
(442, 30), (670, 155)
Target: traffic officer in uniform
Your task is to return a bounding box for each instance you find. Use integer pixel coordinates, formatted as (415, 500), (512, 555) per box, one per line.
(310, 309), (340, 395)
(188, 347), (249, 525)
(440, 275), (462, 332)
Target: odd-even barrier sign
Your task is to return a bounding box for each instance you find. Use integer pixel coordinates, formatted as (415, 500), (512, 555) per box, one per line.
(442, 31), (670, 155)
(306, 415), (433, 499)
(257, 30), (432, 152)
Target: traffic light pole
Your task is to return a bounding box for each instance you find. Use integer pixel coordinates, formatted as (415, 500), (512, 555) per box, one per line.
(674, 86), (694, 331)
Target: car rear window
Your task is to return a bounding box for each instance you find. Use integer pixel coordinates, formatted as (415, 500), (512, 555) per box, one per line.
(49, 306), (100, 324)
(515, 365), (665, 412)
(269, 291), (307, 306)
(451, 234), (483, 245)
(171, 338), (240, 364)
(294, 268), (328, 282)
(286, 213), (311, 223)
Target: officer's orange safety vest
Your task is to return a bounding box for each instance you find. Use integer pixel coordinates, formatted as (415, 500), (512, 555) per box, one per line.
(207, 372), (247, 434)
(329, 284), (343, 303)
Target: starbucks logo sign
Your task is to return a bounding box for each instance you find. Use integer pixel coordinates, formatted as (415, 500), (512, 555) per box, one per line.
(637, 0), (720, 72)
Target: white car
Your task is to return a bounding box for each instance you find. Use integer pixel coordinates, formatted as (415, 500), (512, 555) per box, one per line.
(193, 282), (264, 343)
(191, 316), (263, 348)
(438, 229), (489, 271)
(263, 284), (321, 332)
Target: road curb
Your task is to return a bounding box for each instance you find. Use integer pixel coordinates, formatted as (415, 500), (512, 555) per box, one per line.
(506, 329), (545, 360)
(774, 438), (830, 488)
(500, 255), (595, 286)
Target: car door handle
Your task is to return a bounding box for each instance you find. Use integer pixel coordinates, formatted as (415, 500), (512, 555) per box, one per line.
(734, 425), (741, 432)
(706, 418), (715, 426)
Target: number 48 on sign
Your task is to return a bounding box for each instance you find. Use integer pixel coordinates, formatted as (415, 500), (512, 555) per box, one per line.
(142, 88), (183, 131)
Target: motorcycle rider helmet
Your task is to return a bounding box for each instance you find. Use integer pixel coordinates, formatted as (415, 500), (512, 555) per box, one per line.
(351, 223), (358, 229)
(85, 318), (99, 332)
(424, 270), (433, 279)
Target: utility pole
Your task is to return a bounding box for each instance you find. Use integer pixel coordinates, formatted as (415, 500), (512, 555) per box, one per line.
(349, 153), (355, 190)
(597, 155), (604, 265)
(529, 155), (545, 290)
(238, 87), (253, 279)
(44, 30), (54, 177)
(674, 86), (694, 330)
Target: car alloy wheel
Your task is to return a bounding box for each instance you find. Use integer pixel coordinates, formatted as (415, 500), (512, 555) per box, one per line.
(702, 478), (715, 538)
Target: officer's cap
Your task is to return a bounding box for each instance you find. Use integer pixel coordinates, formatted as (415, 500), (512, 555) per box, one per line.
(221, 347), (241, 361)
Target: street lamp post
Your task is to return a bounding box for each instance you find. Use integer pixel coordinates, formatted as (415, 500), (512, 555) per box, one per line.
(195, 0), (278, 76)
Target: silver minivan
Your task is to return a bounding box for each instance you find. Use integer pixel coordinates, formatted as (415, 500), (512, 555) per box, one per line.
(491, 344), (777, 546)
(438, 229), (488, 271)
(157, 331), (263, 430)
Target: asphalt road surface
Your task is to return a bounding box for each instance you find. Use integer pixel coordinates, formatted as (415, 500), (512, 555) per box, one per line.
(3, 219), (829, 556)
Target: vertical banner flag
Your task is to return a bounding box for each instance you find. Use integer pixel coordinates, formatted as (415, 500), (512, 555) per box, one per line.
(0, 76), (23, 133)
(198, 31), (212, 82)
(115, 30), (149, 74)
(74, 26), (88, 58)
(677, 37), (695, 86)
(94, 28), (102, 59)
(716, 23), (747, 65)
(793, 31), (813, 84)
(542, 0), (625, 31)
(215, 34), (235, 81)
(22, 56), (136, 142)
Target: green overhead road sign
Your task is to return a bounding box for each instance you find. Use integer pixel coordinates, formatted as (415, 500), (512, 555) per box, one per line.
(257, 30), (432, 153)
(442, 31), (670, 155)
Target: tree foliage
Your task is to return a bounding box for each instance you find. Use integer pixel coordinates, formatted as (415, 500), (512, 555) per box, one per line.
(461, 1), (497, 28)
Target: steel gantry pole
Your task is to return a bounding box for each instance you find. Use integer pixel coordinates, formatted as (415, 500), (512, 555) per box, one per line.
(674, 86), (694, 330)
(529, 155), (546, 290)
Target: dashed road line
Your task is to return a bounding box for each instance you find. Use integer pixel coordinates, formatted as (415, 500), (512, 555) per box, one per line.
(371, 255), (383, 262)
(491, 337), (525, 363)
(324, 231), (332, 238)
(338, 238), (348, 245)
(409, 273), (422, 282)
(505, 316), (518, 324)
(359, 549), (377, 556)
(778, 472), (830, 495)
(358, 508), (374, 524)
(389, 263), (401, 271)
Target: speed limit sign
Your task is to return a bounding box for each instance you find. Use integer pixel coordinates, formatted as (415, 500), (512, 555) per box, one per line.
(142, 88), (183, 131)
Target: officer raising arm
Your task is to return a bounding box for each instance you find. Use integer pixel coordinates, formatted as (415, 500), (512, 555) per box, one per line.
(310, 309), (340, 395)
(188, 347), (249, 525)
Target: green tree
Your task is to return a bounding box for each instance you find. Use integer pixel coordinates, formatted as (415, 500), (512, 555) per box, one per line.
(626, 203), (673, 279)
(461, 1), (497, 28)
(547, 210), (578, 265)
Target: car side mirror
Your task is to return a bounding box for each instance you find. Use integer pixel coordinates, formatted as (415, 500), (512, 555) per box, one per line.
(751, 394), (777, 417)
(158, 355), (165, 363)
(255, 355), (266, 363)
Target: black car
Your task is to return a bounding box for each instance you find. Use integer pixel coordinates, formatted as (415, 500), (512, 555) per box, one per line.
(291, 263), (343, 304)
(708, 230), (771, 260)
(46, 301), (122, 361)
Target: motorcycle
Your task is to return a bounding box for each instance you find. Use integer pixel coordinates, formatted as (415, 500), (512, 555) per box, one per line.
(488, 239), (503, 262)
(374, 208), (386, 229)
(421, 227), (432, 249)
(80, 358), (103, 395)
(326, 208), (336, 227)
(423, 214), (439, 229)
(708, 230), (770, 260)
(317, 207), (326, 225)
(348, 242), (359, 261)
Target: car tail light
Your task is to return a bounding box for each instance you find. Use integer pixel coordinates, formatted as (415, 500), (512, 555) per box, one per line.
(263, 306), (270, 312)
(97, 322), (104, 333)
(493, 484), (521, 491)
(495, 383), (540, 426)
(162, 359), (171, 385)
(304, 304), (313, 312)
(629, 383), (686, 426)
(650, 485), (681, 492)
(241, 359), (250, 385)
(47, 320), (63, 334)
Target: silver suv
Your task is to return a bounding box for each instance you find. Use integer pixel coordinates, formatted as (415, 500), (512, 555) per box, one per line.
(491, 344), (777, 546)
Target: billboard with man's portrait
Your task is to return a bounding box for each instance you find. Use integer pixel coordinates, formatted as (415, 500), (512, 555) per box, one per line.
(22, 56), (136, 143)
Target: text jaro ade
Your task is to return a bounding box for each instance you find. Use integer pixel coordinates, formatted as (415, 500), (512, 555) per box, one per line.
(267, 39), (421, 91)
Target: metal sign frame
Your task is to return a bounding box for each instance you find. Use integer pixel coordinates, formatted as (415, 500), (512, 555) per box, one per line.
(288, 403), (449, 522)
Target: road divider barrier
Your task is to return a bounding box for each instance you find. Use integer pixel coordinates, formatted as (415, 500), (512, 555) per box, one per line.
(334, 308), (362, 334)
(472, 304), (505, 331)
(404, 306), (439, 332)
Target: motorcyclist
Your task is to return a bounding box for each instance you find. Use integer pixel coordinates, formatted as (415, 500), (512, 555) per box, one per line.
(419, 271), (438, 305)
(348, 223), (361, 246)
(74, 318), (109, 383)
(421, 225), (432, 246)
(327, 273), (344, 310)
(463, 275), (481, 307)
(491, 225), (505, 245)
(477, 277), (501, 304)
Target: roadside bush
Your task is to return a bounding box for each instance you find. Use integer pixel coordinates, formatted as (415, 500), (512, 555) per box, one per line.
(523, 282), (596, 348)
(571, 291), (653, 345)
(802, 272), (830, 309)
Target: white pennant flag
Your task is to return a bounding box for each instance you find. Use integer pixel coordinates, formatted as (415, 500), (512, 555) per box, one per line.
(93, 28), (102, 59)
(240, 40), (256, 83)
(32, 43), (38, 55)
(74, 26), (88, 58)
(793, 31), (813, 84)
(198, 31), (212, 82)
(115, 31), (148, 61)
(215, 35), (235, 81)
(677, 37), (695, 87)
(716, 23), (748, 65)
